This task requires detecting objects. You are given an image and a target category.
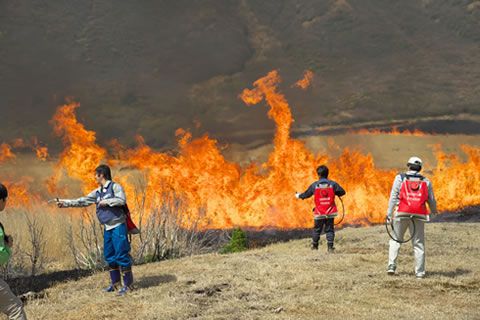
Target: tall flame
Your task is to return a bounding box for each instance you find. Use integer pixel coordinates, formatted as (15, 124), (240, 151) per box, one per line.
(1, 70), (479, 229)
(49, 102), (108, 193)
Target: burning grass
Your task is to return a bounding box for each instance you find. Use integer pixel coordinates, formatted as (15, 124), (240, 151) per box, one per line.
(1, 70), (479, 231)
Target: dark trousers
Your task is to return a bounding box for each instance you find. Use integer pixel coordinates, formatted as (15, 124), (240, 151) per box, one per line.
(312, 218), (335, 246)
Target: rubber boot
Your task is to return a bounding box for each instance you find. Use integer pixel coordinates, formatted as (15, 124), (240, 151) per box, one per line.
(327, 243), (335, 253)
(104, 267), (121, 292)
(118, 266), (134, 296)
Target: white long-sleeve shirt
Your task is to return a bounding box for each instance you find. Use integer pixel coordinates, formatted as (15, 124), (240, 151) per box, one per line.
(61, 180), (126, 229)
(387, 171), (438, 220)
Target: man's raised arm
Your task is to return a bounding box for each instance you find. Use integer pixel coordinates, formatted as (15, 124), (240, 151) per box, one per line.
(55, 189), (97, 208)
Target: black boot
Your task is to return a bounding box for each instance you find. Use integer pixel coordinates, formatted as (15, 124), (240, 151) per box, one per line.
(327, 243), (335, 253)
(104, 267), (121, 292)
(311, 242), (319, 250)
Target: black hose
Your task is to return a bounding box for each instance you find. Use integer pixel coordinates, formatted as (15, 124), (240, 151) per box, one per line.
(334, 196), (345, 226)
(385, 217), (416, 243)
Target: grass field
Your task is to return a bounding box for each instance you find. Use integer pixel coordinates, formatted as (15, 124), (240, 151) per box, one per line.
(10, 221), (479, 320)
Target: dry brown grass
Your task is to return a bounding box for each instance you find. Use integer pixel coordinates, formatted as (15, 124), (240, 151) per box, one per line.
(1, 207), (75, 275)
(8, 222), (479, 320)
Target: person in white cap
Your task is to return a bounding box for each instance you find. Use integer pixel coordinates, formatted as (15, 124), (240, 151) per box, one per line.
(386, 156), (437, 278)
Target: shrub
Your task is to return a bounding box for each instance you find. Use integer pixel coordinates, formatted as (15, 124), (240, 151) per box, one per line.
(220, 228), (248, 254)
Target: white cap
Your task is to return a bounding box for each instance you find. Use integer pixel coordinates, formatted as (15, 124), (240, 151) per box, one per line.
(407, 156), (423, 167)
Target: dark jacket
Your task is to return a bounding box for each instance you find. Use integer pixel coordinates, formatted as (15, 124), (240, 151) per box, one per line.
(298, 178), (346, 200)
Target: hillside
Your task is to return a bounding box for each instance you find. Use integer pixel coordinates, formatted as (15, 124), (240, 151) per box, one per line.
(1, 0), (480, 148)
(10, 222), (480, 320)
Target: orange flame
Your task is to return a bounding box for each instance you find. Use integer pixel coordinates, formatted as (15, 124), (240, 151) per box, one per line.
(352, 127), (427, 136)
(34, 146), (49, 161)
(2, 71), (480, 229)
(31, 137), (49, 161)
(294, 70), (314, 90)
(48, 102), (107, 193)
(0, 143), (15, 163)
(2, 178), (39, 208)
(432, 145), (480, 210)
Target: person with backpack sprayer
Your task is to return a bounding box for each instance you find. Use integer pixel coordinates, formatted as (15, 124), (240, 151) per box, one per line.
(0, 184), (27, 320)
(386, 156), (437, 278)
(53, 165), (137, 295)
(295, 165), (346, 252)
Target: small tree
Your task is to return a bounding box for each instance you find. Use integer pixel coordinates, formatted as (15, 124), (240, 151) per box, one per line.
(220, 228), (248, 254)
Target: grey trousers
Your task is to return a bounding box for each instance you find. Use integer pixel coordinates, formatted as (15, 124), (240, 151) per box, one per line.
(388, 218), (426, 276)
(0, 278), (26, 320)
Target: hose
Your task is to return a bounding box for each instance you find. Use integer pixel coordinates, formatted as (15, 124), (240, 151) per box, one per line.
(385, 216), (416, 244)
(334, 196), (345, 226)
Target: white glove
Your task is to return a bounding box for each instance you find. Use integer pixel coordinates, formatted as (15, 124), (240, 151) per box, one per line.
(386, 216), (392, 224)
(295, 192), (301, 199)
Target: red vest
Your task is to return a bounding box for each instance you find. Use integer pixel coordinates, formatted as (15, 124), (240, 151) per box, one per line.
(314, 183), (338, 217)
(398, 175), (429, 216)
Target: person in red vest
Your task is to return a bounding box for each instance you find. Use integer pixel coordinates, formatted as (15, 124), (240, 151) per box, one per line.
(295, 165), (346, 252)
(386, 156), (437, 278)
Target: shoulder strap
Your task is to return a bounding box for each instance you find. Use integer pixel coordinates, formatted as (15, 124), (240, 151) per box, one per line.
(111, 182), (129, 212)
(103, 182), (115, 197)
(401, 172), (425, 181)
(407, 174), (425, 180)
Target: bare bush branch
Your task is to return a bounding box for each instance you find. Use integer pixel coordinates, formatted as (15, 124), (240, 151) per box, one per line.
(132, 189), (226, 263)
(65, 209), (104, 270)
(23, 211), (46, 277)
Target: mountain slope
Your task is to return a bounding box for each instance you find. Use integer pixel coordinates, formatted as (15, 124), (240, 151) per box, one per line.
(0, 0), (479, 147)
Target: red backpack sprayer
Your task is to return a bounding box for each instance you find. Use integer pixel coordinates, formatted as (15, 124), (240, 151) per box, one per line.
(386, 172), (429, 243)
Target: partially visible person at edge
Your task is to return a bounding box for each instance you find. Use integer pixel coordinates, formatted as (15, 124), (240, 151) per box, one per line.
(0, 184), (27, 320)
(55, 165), (133, 295)
(295, 165), (346, 253)
(386, 156), (437, 279)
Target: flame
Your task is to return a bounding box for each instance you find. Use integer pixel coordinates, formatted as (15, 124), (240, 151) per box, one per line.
(432, 145), (480, 211)
(0, 143), (15, 163)
(1, 70), (479, 229)
(12, 139), (26, 148)
(34, 145), (49, 161)
(49, 102), (108, 193)
(294, 70), (314, 90)
(30, 137), (49, 161)
(0, 140), (45, 206)
(352, 127), (427, 136)
(2, 178), (39, 208)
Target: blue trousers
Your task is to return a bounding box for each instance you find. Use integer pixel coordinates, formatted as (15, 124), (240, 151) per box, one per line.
(104, 223), (132, 268)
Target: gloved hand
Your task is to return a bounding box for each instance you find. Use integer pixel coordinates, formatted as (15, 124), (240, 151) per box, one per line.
(295, 192), (301, 199)
(49, 198), (66, 208)
(386, 216), (392, 224)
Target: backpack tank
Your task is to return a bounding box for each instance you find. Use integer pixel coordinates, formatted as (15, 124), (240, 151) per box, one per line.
(397, 174), (429, 219)
(313, 182), (338, 218)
